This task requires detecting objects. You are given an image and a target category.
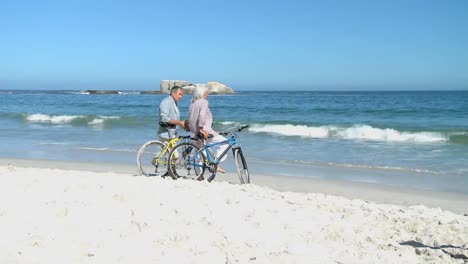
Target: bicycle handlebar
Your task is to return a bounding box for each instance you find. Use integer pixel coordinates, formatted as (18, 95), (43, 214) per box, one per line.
(219, 125), (249, 136)
(238, 125), (249, 131)
(159, 122), (176, 129)
(195, 126), (249, 139)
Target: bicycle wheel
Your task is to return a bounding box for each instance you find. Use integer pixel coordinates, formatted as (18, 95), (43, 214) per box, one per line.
(234, 148), (250, 184)
(168, 142), (206, 180)
(136, 140), (168, 176)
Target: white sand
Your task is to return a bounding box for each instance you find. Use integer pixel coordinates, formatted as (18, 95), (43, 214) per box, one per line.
(1, 163), (467, 263)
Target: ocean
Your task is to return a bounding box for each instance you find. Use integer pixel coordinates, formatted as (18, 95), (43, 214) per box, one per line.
(1, 90), (467, 193)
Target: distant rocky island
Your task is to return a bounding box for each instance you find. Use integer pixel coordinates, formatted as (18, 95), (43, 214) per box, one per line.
(83, 90), (120, 94)
(158, 80), (234, 94)
(82, 80), (234, 95)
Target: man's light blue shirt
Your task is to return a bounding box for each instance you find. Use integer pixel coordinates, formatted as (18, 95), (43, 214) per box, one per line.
(158, 96), (180, 140)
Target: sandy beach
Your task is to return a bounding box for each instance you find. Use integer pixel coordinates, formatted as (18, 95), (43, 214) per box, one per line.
(1, 159), (467, 263)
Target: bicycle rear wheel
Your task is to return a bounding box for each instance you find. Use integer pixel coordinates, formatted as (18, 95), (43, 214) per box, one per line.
(168, 142), (206, 180)
(234, 148), (250, 184)
(136, 140), (168, 176)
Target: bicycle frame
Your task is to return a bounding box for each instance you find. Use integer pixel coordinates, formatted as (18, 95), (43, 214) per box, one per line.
(152, 136), (187, 165)
(152, 138), (172, 161)
(201, 135), (237, 164)
(188, 126), (247, 167)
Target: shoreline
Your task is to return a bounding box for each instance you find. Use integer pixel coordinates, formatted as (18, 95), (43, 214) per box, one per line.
(2, 157), (467, 215)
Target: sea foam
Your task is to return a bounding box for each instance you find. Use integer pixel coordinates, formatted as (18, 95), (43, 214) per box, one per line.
(26, 113), (83, 123)
(250, 124), (331, 138)
(24, 113), (120, 126)
(249, 124), (447, 143)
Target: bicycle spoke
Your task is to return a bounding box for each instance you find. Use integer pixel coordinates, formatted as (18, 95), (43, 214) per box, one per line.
(137, 141), (168, 177)
(168, 142), (206, 180)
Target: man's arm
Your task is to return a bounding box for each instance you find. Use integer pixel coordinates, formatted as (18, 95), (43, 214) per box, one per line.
(168, 119), (185, 127)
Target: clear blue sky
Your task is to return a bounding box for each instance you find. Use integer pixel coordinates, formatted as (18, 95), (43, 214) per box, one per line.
(1, 0), (467, 90)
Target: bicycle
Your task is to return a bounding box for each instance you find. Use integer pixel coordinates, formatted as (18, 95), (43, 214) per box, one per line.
(136, 123), (190, 177)
(167, 125), (250, 184)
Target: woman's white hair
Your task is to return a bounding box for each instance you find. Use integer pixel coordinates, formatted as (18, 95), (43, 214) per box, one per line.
(192, 85), (208, 102)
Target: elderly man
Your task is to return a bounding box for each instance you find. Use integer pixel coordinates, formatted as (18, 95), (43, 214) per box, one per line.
(158, 86), (186, 141)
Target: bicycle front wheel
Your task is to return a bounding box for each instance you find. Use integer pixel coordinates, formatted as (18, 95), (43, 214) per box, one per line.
(136, 140), (168, 176)
(234, 148), (250, 184)
(168, 142), (206, 180)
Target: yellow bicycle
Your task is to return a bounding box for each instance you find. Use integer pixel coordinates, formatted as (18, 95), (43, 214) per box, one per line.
(136, 134), (190, 177)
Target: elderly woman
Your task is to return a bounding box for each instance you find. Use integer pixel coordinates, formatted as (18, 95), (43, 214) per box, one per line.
(187, 85), (227, 173)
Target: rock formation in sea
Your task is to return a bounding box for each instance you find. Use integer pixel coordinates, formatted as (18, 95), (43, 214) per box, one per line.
(140, 91), (162, 94)
(84, 90), (120, 94)
(159, 80), (234, 94)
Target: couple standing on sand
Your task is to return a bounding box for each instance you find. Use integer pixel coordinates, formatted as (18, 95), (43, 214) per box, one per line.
(157, 85), (227, 173)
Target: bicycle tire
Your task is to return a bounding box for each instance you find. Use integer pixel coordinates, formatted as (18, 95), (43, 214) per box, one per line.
(136, 140), (168, 176)
(234, 148), (250, 184)
(168, 142), (206, 180)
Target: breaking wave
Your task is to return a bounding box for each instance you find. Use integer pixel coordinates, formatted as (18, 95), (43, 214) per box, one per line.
(22, 113), (123, 127)
(249, 124), (449, 143)
(16, 113), (468, 144)
(26, 113), (85, 123)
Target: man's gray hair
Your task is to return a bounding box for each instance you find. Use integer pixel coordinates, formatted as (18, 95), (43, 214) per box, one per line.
(192, 86), (208, 102)
(170, 86), (183, 94)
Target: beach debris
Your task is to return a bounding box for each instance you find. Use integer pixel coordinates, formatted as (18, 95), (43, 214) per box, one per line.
(400, 240), (468, 261)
